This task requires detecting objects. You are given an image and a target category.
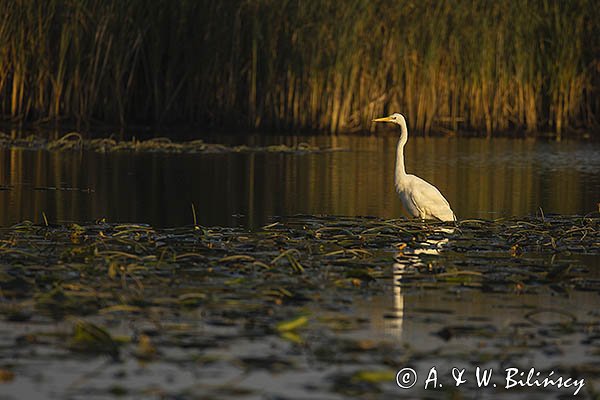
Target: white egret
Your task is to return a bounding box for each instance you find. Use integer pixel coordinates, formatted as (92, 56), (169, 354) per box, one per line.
(372, 113), (456, 222)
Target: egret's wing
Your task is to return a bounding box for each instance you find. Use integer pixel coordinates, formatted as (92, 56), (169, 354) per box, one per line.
(404, 188), (425, 217)
(407, 176), (456, 222)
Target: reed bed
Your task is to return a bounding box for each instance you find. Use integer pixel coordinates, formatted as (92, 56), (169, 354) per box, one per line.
(0, 0), (598, 136)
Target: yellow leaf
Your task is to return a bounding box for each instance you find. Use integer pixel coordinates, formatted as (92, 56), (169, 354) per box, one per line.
(280, 331), (303, 344)
(276, 315), (308, 332)
(108, 262), (118, 279)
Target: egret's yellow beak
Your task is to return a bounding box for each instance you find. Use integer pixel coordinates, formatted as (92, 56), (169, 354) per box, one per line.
(372, 116), (393, 122)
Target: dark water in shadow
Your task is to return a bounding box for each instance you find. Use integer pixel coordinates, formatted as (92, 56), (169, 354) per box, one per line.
(1, 135), (599, 227)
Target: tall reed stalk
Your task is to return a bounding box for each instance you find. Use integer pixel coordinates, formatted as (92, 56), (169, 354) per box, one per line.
(0, 0), (597, 136)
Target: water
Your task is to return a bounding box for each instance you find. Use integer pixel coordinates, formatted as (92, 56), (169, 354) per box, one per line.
(1, 135), (599, 399)
(1, 135), (599, 228)
(0, 216), (598, 399)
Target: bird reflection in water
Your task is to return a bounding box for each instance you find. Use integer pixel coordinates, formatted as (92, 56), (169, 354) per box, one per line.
(387, 227), (454, 339)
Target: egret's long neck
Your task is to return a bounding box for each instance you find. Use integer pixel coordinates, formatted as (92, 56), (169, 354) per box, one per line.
(395, 119), (408, 186)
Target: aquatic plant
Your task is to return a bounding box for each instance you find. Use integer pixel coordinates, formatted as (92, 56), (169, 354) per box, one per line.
(0, 215), (599, 397)
(0, 131), (343, 153)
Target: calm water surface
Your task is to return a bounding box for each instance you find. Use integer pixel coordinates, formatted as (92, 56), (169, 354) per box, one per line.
(1, 135), (598, 227)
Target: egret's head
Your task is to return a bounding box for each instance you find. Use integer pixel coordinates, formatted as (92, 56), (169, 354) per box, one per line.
(372, 113), (406, 125)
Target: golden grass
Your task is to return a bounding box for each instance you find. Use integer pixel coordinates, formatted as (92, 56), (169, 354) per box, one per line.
(0, 0), (597, 136)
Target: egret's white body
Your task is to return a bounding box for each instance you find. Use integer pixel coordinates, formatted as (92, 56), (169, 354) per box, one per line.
(373, 113), (456, 222)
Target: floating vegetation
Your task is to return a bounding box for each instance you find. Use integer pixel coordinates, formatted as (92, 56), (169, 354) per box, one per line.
(69, 320), (121, 359)
(0, 214), (599, 397)
(0, 132), (343, 154)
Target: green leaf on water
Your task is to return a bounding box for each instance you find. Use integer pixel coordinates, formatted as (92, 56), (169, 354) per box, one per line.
(69, 320), (120, 359)
(224, 277), (247, 286)
(351, 369), (396, 383)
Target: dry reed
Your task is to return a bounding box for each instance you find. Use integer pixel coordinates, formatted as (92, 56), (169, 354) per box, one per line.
(0, 0), (597, 136)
